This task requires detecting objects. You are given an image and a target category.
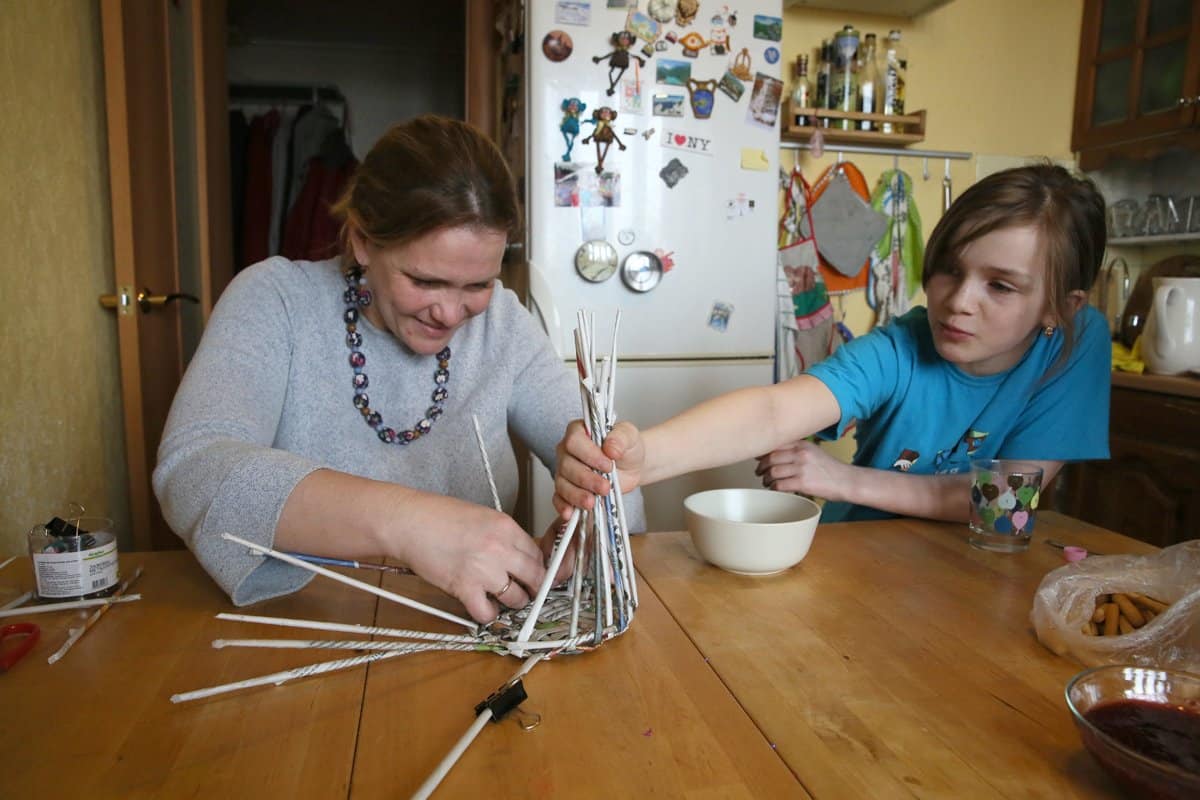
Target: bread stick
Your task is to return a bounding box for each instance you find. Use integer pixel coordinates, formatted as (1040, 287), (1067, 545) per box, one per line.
(1091, 605), (1107, 624)
(1103, 603), (1119, 636)
(1113, 594), (1145, 627)
(1118, 615), (1134, 635)
(1129, 593), (1170, 614)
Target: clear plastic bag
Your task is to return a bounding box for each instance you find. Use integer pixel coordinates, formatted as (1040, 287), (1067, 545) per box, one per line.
(1031, 540), (1200, 671)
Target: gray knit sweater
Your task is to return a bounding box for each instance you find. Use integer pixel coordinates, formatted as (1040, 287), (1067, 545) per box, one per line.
(153, 257), (643, 605)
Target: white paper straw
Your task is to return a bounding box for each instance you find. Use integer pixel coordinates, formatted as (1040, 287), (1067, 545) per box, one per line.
(48, 565), (144, 664)
(411, 653), (544, 800)
(515, 508), (580, 650)
(471, 414), (502, 512)
(216, 612), (483, 644)
(171, 649), (405, 703)
(222, 533), (477, 632)
(212, 638), (489, 654)
(0, 594), (141, 619)
(1, 591), (32, 611)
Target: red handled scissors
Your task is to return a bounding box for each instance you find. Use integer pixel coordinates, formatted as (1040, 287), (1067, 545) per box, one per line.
(0, 623), (40, 672)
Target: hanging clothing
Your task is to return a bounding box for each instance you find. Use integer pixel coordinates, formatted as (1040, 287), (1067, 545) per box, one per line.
(777, 164), (840, 378)
(268, 109), (297, 256)
(228, 110), (250, 269)
(285, 105), (343, 219)
(867, 169), (924, 327)
(281, 129), (357, 262)
(808, 162), (881, 293)
(240, 110), (280, 269)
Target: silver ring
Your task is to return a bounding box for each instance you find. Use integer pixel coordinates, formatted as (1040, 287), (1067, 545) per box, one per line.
(491, 576), (513, 597)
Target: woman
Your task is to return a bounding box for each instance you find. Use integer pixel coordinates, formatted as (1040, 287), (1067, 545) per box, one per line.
(155, 115), (642, 623)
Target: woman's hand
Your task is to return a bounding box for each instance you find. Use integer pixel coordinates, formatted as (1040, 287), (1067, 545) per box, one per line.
(754, 439), (851, 502)
(537, 518), (578, 586)
(552, 419), (645, 520)
(393, 495), (548, 624)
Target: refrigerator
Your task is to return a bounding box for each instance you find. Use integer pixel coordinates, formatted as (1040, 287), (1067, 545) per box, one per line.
(525, 1), (786, 533)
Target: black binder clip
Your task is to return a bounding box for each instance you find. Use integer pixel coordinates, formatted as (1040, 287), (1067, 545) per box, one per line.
(474, 678), (528, 723)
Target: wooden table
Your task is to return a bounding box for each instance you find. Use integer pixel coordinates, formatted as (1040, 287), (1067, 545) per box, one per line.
(0, 551), (802, 799)
(632, 511), (1158, 799)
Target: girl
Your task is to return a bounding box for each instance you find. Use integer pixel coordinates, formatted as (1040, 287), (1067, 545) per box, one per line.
(553, 163), (1111, 524)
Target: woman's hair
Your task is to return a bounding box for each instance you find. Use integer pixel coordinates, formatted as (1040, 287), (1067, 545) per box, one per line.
(331, 115), (520, 266)
(922, 162), (1107, 358)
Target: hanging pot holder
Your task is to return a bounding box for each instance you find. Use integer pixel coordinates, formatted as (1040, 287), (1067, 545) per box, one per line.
(808, 162), (888, 292)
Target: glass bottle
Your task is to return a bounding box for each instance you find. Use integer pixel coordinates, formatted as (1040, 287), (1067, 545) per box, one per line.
(830, 25), (860, 131)
(815, 40), (831, 126)
(881, 29), (907, 134)
(791, 55), (813, 127)
(857, 33), (879, 130)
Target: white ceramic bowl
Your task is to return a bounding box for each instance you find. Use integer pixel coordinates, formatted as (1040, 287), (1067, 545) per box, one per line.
(683, 488), (821, 576)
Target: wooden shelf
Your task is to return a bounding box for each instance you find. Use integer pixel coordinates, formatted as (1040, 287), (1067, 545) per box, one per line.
(782, 105), (926, 147)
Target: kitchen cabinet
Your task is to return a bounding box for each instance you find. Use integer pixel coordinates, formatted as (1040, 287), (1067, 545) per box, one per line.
(1048, 374), (1200, 547)
(1072, 0), (1200, 170)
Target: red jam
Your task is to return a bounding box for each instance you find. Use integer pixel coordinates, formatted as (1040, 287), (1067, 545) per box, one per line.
(1084, 699), (1200, 775)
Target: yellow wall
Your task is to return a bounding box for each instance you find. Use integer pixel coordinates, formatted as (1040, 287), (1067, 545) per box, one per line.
(781, 0), (1084, 458)
(0, 1), (131, 557)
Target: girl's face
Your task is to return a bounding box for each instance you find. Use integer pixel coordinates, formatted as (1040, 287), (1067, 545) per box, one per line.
(924, 224), (1057, 376)
(351, 225), (505, 356)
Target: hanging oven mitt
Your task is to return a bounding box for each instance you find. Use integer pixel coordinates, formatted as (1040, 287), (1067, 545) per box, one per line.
(810, 167), (889, 279)
(808, 162), (886, 292)
(778, 164), (840, 374)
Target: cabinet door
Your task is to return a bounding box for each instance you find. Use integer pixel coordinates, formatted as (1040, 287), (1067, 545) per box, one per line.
(1072, 0), (1200, 155)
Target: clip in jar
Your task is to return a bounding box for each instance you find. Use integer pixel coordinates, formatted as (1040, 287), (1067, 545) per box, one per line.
(28, 515), (120, 601)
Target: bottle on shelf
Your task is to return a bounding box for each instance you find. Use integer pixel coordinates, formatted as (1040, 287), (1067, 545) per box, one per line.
(790, 54), (813, 127)
(815, 40), (831, 127)
(829, 25), (860, 131)
(857, 33), (879, 130)
(881, 29), (907, 134)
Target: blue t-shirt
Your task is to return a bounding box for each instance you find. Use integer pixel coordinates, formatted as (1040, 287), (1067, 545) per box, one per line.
(806, 305), (1111, 522)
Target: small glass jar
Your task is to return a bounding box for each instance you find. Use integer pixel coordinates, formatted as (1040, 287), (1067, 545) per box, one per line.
(28, 517), (120, 600)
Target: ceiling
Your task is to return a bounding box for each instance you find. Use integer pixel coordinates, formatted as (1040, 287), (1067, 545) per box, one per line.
(783, 0), (954, 17)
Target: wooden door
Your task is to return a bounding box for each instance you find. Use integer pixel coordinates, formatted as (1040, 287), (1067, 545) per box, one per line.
(99, 0), (231, 551)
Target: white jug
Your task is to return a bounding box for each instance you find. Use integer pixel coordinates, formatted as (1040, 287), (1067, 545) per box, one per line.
(1142, 277), (1200, 375)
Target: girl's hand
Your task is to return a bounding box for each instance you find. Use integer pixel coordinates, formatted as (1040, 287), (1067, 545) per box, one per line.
(396, 496), (547, 624)
(552, 419), (645, 520)
(754, 439), (850, 502)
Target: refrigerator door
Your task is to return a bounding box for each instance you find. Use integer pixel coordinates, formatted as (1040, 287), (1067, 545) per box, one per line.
(526, 2), (783, 360)
(530, 357), (775, 535)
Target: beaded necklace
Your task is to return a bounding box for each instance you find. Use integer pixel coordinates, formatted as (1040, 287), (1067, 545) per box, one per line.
(342, 266), (450, 444)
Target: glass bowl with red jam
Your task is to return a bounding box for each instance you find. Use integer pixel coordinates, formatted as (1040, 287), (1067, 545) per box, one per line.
(1065, 665), (1200, 800)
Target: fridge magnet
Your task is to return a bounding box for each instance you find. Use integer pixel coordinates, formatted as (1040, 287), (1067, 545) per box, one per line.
(725, 193), (756, 219)
(662, 127), (714, 156)
(656, 58), (691, 87)
(677, 31), (708, 57)
(659, 157), (689, 188)
(675, 0), (699, 26)
(554, 163), (583, 207)
(646, 0), (677, 23)
(655, 39), (669, 52)
(664, 30), (679, 44)
(740, 148), (769, 170)
(574, 240), (619, 283)
(652, 93), (686, 117)
(718, 70), (745, 102)
(542, 30), (574, 62)
(641, 127), (656, 140)
(624, 9), (662, 45)
(620, 60), (644, 114)
(620, 250), (664, 293)
(708, 301), (734, 332)
(686, 78), (718, 119)
(763, 46), (780, 64)
(617, 228), (636, 246)
(559, 97), (587, 162)
(746, 72), (784, 130)
(709, 27), (729, 56)
(730, 48), (753, 81)
(653, 248), (675, 272)
(606, 0), (632, 7)
(555, 0), (591, 26)
(594, 31), (645, 96)
(752, 14), (783, 41)
(581, 107), (626, 175)
(581, 169), (622, 207)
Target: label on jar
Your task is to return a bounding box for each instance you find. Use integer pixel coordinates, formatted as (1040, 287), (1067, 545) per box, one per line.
(32, 539), (119, 598)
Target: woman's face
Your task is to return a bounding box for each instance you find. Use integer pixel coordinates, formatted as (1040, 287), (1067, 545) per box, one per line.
(924, 224), (1056, 376)
(351, 225), (506, 356)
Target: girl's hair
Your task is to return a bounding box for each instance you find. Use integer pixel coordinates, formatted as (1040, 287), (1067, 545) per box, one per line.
(922, 162), (1106, 360)
(331, 115), (521, 267)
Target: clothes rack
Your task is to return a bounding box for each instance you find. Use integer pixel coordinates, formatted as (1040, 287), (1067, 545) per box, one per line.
(229, 82), (347, 106)
(781, 141), (972, 161)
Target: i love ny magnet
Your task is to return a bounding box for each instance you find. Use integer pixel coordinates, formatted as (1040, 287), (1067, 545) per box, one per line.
(662, 127), (714, 156)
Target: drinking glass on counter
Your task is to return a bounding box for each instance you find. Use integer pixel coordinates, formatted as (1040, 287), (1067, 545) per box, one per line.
(967, 459), (1043, 553)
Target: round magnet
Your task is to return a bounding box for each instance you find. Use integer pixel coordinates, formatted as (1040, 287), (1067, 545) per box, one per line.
(542, 30), (574, 62)
(621, 251), (663, 293)
(574, 240), (619, 283)
(617, 229), (636, 246)
(763, 46), (780, 64)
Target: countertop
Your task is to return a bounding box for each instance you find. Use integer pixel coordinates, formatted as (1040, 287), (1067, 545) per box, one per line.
(1111, 370), (1200, 399)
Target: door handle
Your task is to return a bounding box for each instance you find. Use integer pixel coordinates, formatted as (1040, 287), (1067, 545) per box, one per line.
(99, 285), (200, 316)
